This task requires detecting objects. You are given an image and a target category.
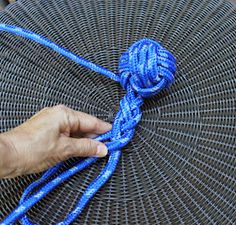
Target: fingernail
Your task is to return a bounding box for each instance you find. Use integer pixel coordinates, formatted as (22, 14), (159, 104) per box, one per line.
(96, 145), (108, 157)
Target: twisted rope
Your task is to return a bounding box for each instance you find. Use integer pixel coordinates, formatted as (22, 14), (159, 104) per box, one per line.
(0, 24), (176, 225)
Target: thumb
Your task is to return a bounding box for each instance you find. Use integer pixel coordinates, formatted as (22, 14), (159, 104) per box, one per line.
(60, 137), (108, 158)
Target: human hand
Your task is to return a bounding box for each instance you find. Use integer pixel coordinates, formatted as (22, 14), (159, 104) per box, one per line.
(0, 105), (111, 178)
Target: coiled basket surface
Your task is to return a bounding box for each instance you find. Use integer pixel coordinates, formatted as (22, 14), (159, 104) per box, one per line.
(0, 0), (235, 224)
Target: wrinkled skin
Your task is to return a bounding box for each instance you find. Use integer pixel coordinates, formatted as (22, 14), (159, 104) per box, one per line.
(0, 105), (111, 178)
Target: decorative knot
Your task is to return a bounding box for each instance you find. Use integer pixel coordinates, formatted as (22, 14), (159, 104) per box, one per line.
(119, 39), (176, 98)
(0, 24), (178, 225)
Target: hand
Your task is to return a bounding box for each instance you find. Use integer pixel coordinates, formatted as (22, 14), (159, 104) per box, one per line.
(0, 105), (111, 178)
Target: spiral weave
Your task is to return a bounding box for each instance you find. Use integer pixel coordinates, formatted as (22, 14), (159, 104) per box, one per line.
(0, 25), (176, 225)
(109, 39), (176, 150)
(119, 39), (175, 97)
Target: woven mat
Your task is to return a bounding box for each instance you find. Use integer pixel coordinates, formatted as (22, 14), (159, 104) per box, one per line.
(0, 0), (235, 224)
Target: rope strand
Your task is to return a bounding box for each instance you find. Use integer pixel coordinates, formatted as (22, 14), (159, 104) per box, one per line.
(0, 24), (176, 225)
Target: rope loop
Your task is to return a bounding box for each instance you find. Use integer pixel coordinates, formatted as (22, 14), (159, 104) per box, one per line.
(0, 24), (176, 225)
(107, 39), (176, 154)
(119, 38), (176, 98)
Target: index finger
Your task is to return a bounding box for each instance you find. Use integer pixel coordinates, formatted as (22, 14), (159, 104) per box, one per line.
(55, 105), (112, 135)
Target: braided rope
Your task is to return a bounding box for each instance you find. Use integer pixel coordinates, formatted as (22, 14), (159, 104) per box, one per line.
(0, 24), (176, 225)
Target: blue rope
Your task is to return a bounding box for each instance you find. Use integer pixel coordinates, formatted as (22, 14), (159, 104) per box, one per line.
(0, 24), (176, 225)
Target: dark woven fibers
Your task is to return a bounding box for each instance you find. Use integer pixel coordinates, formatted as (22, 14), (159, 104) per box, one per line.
(0, 0), (236, 224)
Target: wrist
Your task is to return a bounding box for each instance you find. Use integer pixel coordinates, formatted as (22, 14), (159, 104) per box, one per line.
(0, 131), (20, 178)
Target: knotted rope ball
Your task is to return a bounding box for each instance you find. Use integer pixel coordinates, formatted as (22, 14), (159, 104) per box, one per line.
(119, 39), (176, 98)
(110, 39), (176, 151)
(0, 25), (176, 225)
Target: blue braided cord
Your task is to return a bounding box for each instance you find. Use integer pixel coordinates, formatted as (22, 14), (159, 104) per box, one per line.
(0, 23), (176, 225)
(18, 162), (64, 225)
(57, 151), (121, 225)
(3, 157), (98, 225)
(20, 162), (64, 202)
(0, 24), (120, 82)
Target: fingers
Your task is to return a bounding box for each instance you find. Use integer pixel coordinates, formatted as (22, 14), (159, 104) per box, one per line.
(52, 105), (112, 135)
(74, 133), (100, 139)
(83, 133), (99, 139)
(59, 136), (108, 158)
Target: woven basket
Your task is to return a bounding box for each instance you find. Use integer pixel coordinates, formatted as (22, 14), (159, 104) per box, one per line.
(0, 0), (235, 224)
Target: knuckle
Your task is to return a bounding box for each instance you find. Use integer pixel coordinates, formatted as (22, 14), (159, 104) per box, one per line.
(86, 139), (93, 150)
(92, 118), (100, 131)
(63, 142), (75, 159)
(54, 104), (67, 112)
(85, 139), (97, 154)
(53, 105), (68, 117)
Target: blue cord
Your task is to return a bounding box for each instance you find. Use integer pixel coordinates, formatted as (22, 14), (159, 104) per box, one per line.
(0, 24), (176, 225)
